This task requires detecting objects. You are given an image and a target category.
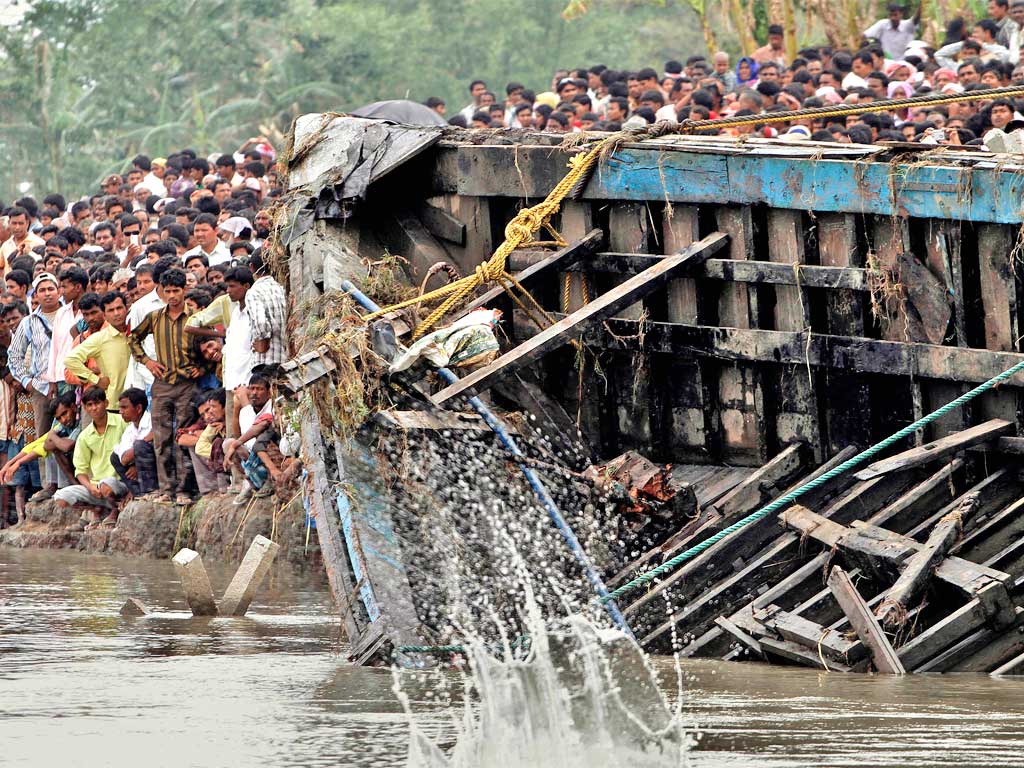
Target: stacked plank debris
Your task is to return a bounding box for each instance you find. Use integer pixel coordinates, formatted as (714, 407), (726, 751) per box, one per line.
(281, 119), (1024, 669)
(621, 425), (1024, 674)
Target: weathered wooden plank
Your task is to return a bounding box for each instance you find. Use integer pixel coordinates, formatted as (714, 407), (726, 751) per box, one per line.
(868, 459), (963, 534)
(303, 413), (365, 644)
(827, 566), (905, 673)
(711, 443), (808, 524)
(432, 233), (729, 404)
(385, 209), (453, 281)
(464, 229), (603, 315)
(416, 199), (466, 246)
(759, 636), (856, 671)
(714, 615), (764, 659)
(898, 598), (989, 670)
(573, 319), (1024, 385)
(905, 468), (1017, 541)
(924, 220), (962, 344)
(663, 205), (701, 324)
(766, 209), (820, 459)
(853, 420), (1013, 480)
(874, 493), (977, 628)
(608, 203), (649, 320)
(977, 223), (1020, 425)
(950, 607), (1024, 672)
(660, 204), (707, 461)
(711, 206), (766, 466)
(754, 604), (866, 664)
(444, 144), (1024, 223)
(991, 648), (1024, 676)
(954, 496), (1024, 565)
(555, 203), (602, 445)
(607, 204), (652, 451)
(818, 212), (871, 455)
(509, 252), (877, 289)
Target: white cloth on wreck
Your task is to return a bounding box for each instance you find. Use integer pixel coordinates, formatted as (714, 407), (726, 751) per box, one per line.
(388, 309), (500, 373)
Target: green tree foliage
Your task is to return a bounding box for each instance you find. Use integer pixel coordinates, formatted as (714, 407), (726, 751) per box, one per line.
(0, 0), (703, 200)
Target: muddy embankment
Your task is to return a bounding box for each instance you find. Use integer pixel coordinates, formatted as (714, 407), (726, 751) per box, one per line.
(0, 493), (320, 571)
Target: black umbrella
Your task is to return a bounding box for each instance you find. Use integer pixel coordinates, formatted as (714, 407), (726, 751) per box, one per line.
(351, 99), (448, 127)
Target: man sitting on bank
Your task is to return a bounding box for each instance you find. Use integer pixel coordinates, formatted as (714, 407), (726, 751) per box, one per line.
(53, 385), (129, 527)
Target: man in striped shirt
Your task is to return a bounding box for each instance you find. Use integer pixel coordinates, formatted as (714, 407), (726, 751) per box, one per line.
(127, 268), (200, 504)
(8, 273), (62, 495)
(246, 249), (287, 367)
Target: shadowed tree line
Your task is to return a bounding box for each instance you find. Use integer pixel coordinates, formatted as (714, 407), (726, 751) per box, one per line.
(0, 0), (704, 199)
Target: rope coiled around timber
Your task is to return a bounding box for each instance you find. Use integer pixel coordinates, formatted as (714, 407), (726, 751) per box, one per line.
(366, 85), (1024, 340)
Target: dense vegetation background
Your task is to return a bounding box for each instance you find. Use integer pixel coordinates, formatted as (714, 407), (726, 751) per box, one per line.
(0, 0), (706, 198)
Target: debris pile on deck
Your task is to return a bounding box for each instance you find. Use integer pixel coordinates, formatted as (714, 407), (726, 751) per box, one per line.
(619, 426), (1024, 675)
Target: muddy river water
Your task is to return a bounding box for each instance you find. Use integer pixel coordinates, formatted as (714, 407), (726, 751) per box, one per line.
(2, 548), (1023, 767)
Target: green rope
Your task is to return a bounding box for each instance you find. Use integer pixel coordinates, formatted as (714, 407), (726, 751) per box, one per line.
(395, 635), (532, 657)
(602, 358), (1024, 604)
(395, 644), (466, 655)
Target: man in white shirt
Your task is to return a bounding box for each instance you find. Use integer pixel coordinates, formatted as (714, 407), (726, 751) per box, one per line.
(110, 387), (156, 496)
(182, 212), (231, 267)
(223, 370), (274, 505)
(125, 262), (166, 390)
(864, 2), (920, 59)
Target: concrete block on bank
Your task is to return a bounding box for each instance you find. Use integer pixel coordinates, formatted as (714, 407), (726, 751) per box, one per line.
(218, 535), (280, 617)
(172, 548), (219, 616)
(119, 597), (150, 617)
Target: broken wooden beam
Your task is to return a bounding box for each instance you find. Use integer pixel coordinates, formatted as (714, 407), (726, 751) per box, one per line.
(568, 319), (1024, 385)
(462, 228), (603, 314)
(714, 615), (764, 659)
(219, 535), (281, 617)
(433, 232), (729, 404)
(874, 492), (979, 628)
(852, 419), (1013, 480)
(991, 648), (1024, 676)
(827, 566), (905, 674)
(507, 252), (878, 290)
(759, 636), (856, 672)
(754, 604), (867, 665)
(172, 548), (219, 617)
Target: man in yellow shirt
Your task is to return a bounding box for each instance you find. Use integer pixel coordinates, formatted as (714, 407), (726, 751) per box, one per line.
(0, 392), (80, 524)
(64, 292), (131, 406)
(53, 386), (128, 526)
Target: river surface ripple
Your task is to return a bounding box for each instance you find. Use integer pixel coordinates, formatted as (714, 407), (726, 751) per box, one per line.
(2, 548), (1023, 767)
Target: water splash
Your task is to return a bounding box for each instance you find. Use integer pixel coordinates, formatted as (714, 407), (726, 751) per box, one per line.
(372, 410), (692, 766)
(396, 540), (691, 767)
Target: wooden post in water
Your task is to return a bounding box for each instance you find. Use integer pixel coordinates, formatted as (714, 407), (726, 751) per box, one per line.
(172, 548), (219, 617)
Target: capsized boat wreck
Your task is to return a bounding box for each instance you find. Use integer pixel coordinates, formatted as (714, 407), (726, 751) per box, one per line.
(280, 114), (1024, 674)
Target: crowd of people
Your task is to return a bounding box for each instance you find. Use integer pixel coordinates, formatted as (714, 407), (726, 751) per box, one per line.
(426, 0), (1024, 147)
(0, 139), (295, 530)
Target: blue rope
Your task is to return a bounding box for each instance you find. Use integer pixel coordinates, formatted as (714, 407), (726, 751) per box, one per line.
(603, 358), (1024, 604)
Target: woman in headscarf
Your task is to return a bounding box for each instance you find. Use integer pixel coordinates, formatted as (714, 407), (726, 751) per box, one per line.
(736, 57), (759, 87)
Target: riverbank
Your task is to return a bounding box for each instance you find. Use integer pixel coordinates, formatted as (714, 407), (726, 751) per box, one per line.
(0, 493), (321, 571)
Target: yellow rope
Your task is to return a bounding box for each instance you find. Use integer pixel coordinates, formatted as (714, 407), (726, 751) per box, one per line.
(366, 85), (1024, 339)
(366, 148), (604, 338)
